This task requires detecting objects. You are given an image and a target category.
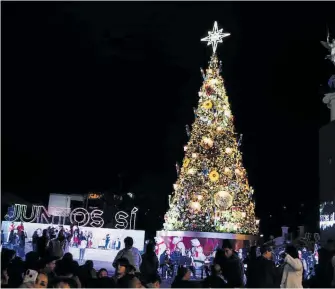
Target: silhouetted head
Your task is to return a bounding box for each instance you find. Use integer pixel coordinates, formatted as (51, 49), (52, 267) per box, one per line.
(124, 237), (133, 249)
(285, 245), (299, 259)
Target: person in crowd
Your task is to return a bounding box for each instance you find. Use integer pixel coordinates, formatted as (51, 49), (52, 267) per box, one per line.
(113, 237), (142, 272)
(145, 273), (161, 288)
(49, 231), (66, 259)
(248, 245), (278, 288)
(113, 258), (130, 282)
(312, 239), (335, 287)
(37, 229), (50, 259)
(55, 259), (81, 288)
(170, 247), (182, 277)
(97, 268), (108, 278)
(52, 277), (77, 288)
(160, 249), (173, 279)
(78, 260), (96, 287)
(117, 273), (144, 288)
(1, 267), (9, 287)
(7, 255), (25, 287)
(115, 238), (121, 250)
(220, 241), (244, 288)
(1, 229), (5, 245)
(8, 229), (19, 251)
(9, 222), (15, 232)
(140, 242), (159, 283)
(202, 263), (227, 288)
(25, 251), (40, 271)
(72, 231), (80, 248)
(32, 230), (40, 252)
(35, 272), (48, 288)
(171, 266), (192, 288)
(245, 246), (258, 287)
(87, 232), (93, 249)
(79, 237), (87, 263)
(105, 234), (110, 250)
(18, 230), (26, 258)
(39, 255), (58, 286)
(280, 245), (303, 288)
(55, 253), (79, 277)
(17, 222), (25, 233)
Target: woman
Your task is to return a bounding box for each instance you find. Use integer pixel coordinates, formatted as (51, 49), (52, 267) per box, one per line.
(36, 229), (50, 259)
(280, 245), (303, 288)
(140, 243), (159, 283)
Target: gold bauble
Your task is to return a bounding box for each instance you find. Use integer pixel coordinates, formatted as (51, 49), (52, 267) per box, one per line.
(201, 137), (214, 149)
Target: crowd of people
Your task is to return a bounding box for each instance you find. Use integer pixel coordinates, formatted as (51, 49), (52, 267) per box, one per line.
(1, 229), (335, 288)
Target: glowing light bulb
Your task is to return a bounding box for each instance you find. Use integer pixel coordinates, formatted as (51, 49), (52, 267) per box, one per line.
(225, 147), (232, 154)
(173, 184), (178, 190)
(184, 146), (188, 151)
(216, 126), (223, 132)
(224, 167), (231, 174)
(235, 168), (241, 175)
(187, 168), (196, 175)
(190, 201), (201, 211)
(197, 195), (203, 201)
(192, 153), (197, 158)
(224, 110), (231, 117)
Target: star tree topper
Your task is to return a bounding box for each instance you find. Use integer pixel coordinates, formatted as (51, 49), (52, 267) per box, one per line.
(201, 21), (230, 54)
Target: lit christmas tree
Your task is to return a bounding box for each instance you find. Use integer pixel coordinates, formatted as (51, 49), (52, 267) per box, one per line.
(163, 22), (258, 235)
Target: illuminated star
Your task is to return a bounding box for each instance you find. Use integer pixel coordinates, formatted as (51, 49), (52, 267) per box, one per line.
(201, 21), (230, 54)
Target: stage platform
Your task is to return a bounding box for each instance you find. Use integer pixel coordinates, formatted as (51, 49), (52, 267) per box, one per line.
(69, 247), (120, 262)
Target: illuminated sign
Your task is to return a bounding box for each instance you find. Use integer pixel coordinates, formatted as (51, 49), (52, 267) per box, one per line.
(320, 212), (335, 229)
(88, 193), (103, 200)
(4, 204), (138, 229)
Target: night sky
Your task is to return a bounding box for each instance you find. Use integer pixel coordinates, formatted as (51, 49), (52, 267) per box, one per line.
(2, 2), (335, 237)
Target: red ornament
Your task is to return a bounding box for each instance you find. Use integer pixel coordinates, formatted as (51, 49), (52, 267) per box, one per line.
(205, 85), (214, 95)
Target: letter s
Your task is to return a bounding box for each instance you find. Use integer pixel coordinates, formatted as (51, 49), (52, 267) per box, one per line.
(115, 211), (129, 229)
(90, 210), (104, 228)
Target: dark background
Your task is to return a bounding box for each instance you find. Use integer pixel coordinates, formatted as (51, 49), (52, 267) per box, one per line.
(2, 2), (335, 238)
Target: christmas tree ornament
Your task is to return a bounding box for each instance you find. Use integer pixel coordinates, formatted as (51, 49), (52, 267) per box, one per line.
(202, 100), (213, 109)
(201, 137), (214, 149)
(214, 190), (233, 210)
(209, 170), (220, 182)
(201, 21), (230, 54)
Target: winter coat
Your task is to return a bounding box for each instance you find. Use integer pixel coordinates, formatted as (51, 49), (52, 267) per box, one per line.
(113, 247), (142, 272)
(248, 256), (278, 288)
(221, 252), (244, 288)
(280, 254), (303, 288)
(140, 252), (159, 280)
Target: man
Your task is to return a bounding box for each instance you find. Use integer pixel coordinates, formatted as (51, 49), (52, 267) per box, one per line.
(48, 232), (66, 259)
(39, 255), (58, 286)
(221, 242), (244, 288)
(113, 237), (142, 272)
(248, 245), (278, 288)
